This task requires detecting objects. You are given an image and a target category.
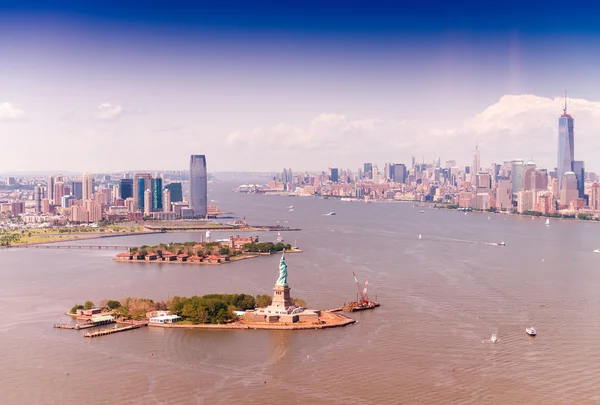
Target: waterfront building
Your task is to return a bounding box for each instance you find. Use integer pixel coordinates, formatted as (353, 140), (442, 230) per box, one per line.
(71, 205), (89, 223)
(517, 190), (535, 214)
(165, 182), (183, 202)
(82, 173), (93, 201)
(34, 185), (43, 213)
(189, 155), (208, 217)
(573, 160), (585, 199)
(495, 179), (513, 211)
(557, 98), (575, 190)
(536, 191), (555, 214)
(119, 179), (133, 200)
(589, 183), (600, 211)
(144, 189), (152, 216)
(163, 189), (171, 212)
(560, 171), (578, 206)
(133, 173), (152, 212)
(152, 177), (163, 211)
(551, 177), (559, 200)
(71, 181), (83, 200)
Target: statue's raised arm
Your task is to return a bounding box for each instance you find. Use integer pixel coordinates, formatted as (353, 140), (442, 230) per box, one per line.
(275, 252), (288, 286)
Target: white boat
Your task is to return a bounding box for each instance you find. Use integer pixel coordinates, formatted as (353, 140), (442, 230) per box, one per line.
(418, 234), (422, 239)
(526, 327), (536, 336)
(324, 212), (336, 216)
(545, 219), (550, 226)
(419, 210), (425, 213)
(488, 216), (491, 220)
(491, 334), (498, 343)
(276, 232), (283, 243)
(287, 205), (294, 209)
(594, 249), (600, 253)
(289, 208), (294, 212)
(497, 241), (506, 246)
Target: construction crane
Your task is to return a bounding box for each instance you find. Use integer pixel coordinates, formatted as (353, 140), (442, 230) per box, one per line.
(353, 272), (369, 304)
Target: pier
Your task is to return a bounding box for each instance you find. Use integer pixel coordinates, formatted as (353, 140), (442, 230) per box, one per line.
(83, 323), (146, 338)
(54, 323), (98, 330)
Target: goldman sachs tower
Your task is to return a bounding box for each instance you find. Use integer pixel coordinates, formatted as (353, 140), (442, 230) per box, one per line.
(189, 155), (208, 217)
(557, 93), (574, 191)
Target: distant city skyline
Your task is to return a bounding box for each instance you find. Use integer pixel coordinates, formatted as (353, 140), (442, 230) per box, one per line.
(3, 3), (600, 172)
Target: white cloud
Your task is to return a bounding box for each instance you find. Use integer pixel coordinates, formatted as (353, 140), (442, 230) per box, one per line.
(225, 95), (600, 172)
(0, 102), (25, 120)
(95, 103), (123, 120)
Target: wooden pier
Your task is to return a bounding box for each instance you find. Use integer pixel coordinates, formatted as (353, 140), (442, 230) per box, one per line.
(54, 323), (97, 330)
(83, 323), (146, 338)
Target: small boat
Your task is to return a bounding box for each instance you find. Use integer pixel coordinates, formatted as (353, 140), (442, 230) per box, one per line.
(488, 216), (491, 220)
(324, 212), (336, 216)
(276, 232), (283, 243)
(419, 210), (425, 213)
(531, 216), (535, 220)
(289, 208), (294, 212)
(418, 234), (422, 239)
(491, 334), (498, 343)
(287, 205), (294, 209)
(497, 241), (506, 246)
(545, 219), (550, 226)
(526, 327), (536, 336)
(594, 249), (600, 253)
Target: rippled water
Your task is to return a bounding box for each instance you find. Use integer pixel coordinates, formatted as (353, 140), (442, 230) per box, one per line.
(2, 180), (600, 404)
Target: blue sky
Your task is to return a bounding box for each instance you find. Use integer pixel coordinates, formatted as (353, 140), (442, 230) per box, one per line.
(2, 1), (600, 172)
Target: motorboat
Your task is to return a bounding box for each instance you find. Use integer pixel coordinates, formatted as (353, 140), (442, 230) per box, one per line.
(491, 334), (498, 343)
(526, 327), (536, 336)
(594, 249), (600, 253)
(545, 219), (550, 226)
(418, 234), (422, 239)
(497, 241), (506, 246)
(288, 208), (294, 212)
(419, 210), (425, 213)
(324, 212), (336, 216)
(287, 205), (294, 209)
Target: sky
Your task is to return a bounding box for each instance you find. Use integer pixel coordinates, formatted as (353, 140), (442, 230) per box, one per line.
(2, 0), (600, 173)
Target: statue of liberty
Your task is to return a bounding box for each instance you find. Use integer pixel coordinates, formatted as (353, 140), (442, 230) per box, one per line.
(275, 252), (288, 286)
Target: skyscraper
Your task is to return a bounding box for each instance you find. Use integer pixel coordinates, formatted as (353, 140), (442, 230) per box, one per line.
(133, 173), (152, 211)
(329, 168), (339, 183)
(573, 160), (585, 199)
(510, 160), (524, 196)
(71, 181), (83, 200)
(363, 163), (373, 179)
(144, 189), (152, 216)
(394, 164), (406, 183)
(152, 177), (163, 211)
(34, 185), (42, 213)
(119, 179), (134, 200)
(557, 95), (574, 190)
(165, 182), (183, 202)
(82, 173), (93, 201)
(47, 175), (55, 204)
(472, 144), (480, 186)
(54, 182), (65, 206)
(163, 189), (172, 212)
(189, 155), (207, 217)
(560, 172), (578, 205)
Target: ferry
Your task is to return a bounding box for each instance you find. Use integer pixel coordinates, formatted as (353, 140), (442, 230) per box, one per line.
(526, 327), (536, 336)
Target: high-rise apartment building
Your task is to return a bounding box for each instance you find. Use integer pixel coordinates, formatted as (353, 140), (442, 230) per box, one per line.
(54, 182), (65, 206)
(165, 183), (183, 202)
(82, 173), (93, 201)
(144, 189), (153, 216)
(557, 97), (574, 190)
(189, 155), (207, 217)
(589, 183), (600, 211)
(163, 189), (172, 212)
(472, 145), (480, 186)
(47, 175), (55, 204)
(560, 172), (578, 205)
(152, 177), (163, 211)
(119, 179), (134, 200)
(34, 185), (43, 213)
(133, 173), (152, 212)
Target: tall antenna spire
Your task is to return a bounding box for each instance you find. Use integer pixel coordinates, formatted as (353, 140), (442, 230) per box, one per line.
(564, 90), (567, 115)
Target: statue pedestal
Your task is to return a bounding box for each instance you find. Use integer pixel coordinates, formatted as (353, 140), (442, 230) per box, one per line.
(272, 285), (291, 310)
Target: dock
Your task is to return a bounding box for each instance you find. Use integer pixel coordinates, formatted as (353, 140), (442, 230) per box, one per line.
(54, 323), (98, 330)
(83, 323), (146, 338)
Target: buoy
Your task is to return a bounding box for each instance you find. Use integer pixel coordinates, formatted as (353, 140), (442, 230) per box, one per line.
(452, 368), (455, 372)
(66, 372), (69, 376)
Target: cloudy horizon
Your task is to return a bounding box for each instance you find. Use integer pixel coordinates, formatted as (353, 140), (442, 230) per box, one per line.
(2, 1), (600, 174)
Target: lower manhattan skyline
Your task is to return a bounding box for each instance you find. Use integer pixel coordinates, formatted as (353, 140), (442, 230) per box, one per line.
(3, 1), (600, 173)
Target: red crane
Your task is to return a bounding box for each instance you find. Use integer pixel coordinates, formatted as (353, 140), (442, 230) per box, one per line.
(353, 272), (369, 304)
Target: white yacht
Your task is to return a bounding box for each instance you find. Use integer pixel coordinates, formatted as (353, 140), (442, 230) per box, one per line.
(526, 327), (536, 336)
(491, 334), (498, 343)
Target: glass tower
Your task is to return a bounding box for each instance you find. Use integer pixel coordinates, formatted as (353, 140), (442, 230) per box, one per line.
(557, 102), (574, 190)
(119, 179), (133, 200)
(189, 155), (207, 217)
(165, 183), (183, 202)
(152, 177), (162, 211)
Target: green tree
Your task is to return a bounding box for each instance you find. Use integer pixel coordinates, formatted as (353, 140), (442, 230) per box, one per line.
(107, 300), (121, 309)
(255, 294), (272, 308)
(71, 304), (84, 314)
(291, 298), (307, 307)
(84, 300), (95, 310)
(219, 246), (231, 255)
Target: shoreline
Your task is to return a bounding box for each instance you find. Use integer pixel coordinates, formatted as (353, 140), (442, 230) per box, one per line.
(148, 311), (355, 330)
